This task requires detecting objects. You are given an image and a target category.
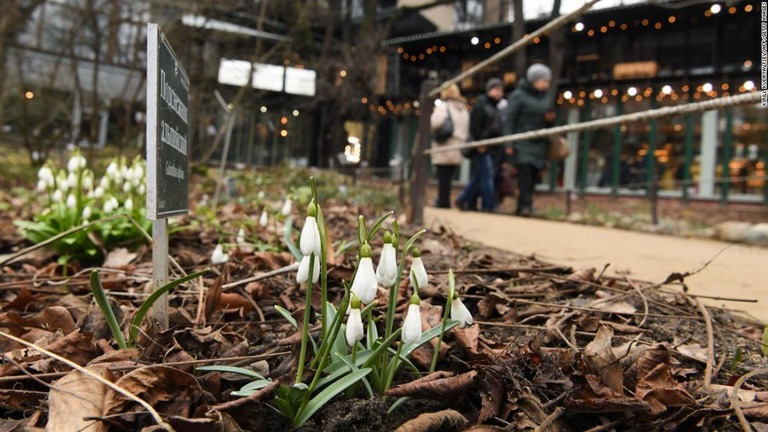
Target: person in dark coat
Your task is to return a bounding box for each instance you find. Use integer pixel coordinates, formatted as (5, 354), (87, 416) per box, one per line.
(505, 64), (555, 216)
(456, 78), (505, 212)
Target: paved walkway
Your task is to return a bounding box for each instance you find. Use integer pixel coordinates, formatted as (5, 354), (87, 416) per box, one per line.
(424, 207), (768, 323)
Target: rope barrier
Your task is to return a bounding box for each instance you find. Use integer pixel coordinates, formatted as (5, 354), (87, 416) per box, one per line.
(425, 92), (763, 155)
(428, 0), (602, 98)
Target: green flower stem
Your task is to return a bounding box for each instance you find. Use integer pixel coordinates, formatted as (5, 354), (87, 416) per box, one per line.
(311, 178), (329, 339)
(296, 290), (351, 420)
(430, 296), (452, 373)
(384, 230), (427, 349)
(296, 252), (316, 384)
(384, 343), (404, 394)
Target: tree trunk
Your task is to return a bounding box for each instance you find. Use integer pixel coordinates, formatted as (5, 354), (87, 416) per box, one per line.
(547, 0), (565, 101)
(511, 0), (526, 81)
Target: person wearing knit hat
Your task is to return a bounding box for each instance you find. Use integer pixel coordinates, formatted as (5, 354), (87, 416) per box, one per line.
(455, 78), (506, 212)
(504, 63), (555, 216)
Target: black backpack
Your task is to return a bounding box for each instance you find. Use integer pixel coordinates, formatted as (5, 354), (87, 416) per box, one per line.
(433, 105), (454, 143)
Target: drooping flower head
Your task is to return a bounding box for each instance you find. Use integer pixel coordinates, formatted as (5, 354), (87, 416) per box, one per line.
(236, 228), (246, 245)
(376, 231), (398, 287)
(259, 209), (269, 227)
(450, 294), (473, 328)
(211, 244), (229, 264)
(296, 254), (320, 284)
(345, 293), (365, 346)
(401, 293), (423, 344)
(281, 198), (292, 216)
(409, 247), (428, 291)
(351, 242), (377, 304)
(299, 201), (322, 257)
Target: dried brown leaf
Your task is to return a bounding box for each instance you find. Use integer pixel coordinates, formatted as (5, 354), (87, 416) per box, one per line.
(394, 409), (468, 432)
(453, 324), (479, 356)
(47, 365), (110, 432)
(635, 345), (695, 415)
(103, 247), (137, 269)
(104, 365), (201, 418)
(386, 370), (477, 400)
(583, 325), (623, 394)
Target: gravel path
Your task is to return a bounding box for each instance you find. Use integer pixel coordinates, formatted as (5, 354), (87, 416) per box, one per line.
(425, 207), (767, 323)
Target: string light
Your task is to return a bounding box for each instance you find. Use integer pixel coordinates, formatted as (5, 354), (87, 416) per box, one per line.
(627, 87), (638, 96)
(574, 22), (585, 32)
(710, 4), (721, 14)
(744, 80), (755, 91)
(471, 36), (479, 45)
(661, 85), (672, 95)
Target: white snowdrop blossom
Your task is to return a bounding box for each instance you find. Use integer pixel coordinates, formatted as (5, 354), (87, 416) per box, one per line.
(376, 233), (398, 287)
(281, 198), (292, 216)
(66, 194), (76, 208)
(67, 172), (78, 189)
(106, 161), (119, 180)
(451, 295), (473, 328)
(36, 179), (48, 192)
(236, 228), (246, 245)
(345, 303), (364, 346)
(82, 174), (93, 190)
(103, 197), (119, 213)
(211, 244), (229, 264)
(351, 244), (378, 304)
(38, 166), (54, 184)
(93, 186), (105, 199)
(137, 184), (146, 195)
(100, 176), (110, 189)
(296, 254), (320, 283)
(52, 189), (63, 203)
(401, 295), (423, 344)
(259, 210), (269, 227)
(124, 198), (133, 211)
(82, 206), (92, 220)
(122, 182), (132, 193)
(409, 249), (429, 291)
(299, 204), (322, 256)
(67, 154), (85, 172)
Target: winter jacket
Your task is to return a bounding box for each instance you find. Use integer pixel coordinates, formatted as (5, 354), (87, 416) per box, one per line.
(430, 98), (469, 166)
(469, 94), (504, 142)
(505, 79), (553, 169)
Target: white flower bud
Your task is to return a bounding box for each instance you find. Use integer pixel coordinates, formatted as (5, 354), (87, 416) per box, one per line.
(259, 210), (269, 227)
(299, 216), (322, 256)
(211, 244), (229, 264)
(106, 161), (118, 179)
(351, 257), (377, 304)
(67, 172), (78, 189)
(124, 197), (133, 211)
(122, 182), (132, 193)
(137, 184), (146, 195)
(345, 307), (364, 346)
(281, 198), (292, 216)
(36, 179), (48, 192)
(376, 242), (398, 287)
(409, 257), (429, 291)
(94, 186), (105, 198)
(67, 156), (80, 172)
(52, 189), (63, 202)
(82, 206), (92, 219)
(66, 194), (76, 208)
(236, 228), (246, 245)
(100, 176), (110, 189)
(38, 166), (54, 184)
(451, 296), (473, 328)
(402, 303), (423, 344)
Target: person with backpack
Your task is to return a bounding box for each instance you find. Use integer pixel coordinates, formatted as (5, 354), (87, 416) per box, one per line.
(455, 78), (505, 212)
(430, 84), (469, 208)
(505, 64), (555, 217)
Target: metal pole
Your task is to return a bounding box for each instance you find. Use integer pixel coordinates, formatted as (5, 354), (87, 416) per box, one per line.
(151, 219), (169, 330)
(565, 188), (572, 216)
(611, 98), (623, 197)
(579, 100), (591, 195)
(721, 108), (733, 204)
(646, 95), (658, 199)
(682, 114), (694, 202)
(650, 178), (659, 225)
(408, 80), (436, 224)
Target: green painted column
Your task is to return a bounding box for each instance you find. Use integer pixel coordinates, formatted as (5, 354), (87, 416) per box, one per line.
(611, 99), (623, 197)
(646, 97), (657, 197)
(721, 108), (733, 204)
(579, 99), (591, 194)
(682, 114), (694, 202)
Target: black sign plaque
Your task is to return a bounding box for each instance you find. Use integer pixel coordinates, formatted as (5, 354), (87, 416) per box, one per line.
(146, 23), (189, 219)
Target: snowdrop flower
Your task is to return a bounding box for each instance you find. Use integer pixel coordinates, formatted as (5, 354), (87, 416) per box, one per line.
(82, 173), (93, 190)
(66, 194), (76, 208)
(299, 202), (322, 256)
(137, 184), (146, 195)
(351, 243), (378, 304)
(122, 182), (132, 193)
(67, 172), (78, 189)
(401, 293), (423, 344)
(100, 176), (110, 189)
(211, 244), (229, 264)
(38, 166), (54, 184)
(124, 197), (133, 211)
(450, 294), (473, 328)
(345, 294), (364, 346)
(236, 228), (246, 245)
(36, 179), (48, 192)
(296, 254), (320, 284)
(376, 232), (398, 287)
(52, 189), (63, 203)
(82, 206), (92, 220)
(103, 197), (118, 213)
(106, 161), (119, 179)
(259, 209), (269, 227)
(67, 154), (85, 172)
(257, 191), (265, 199)
(281, 198), (292, 216)
(409, 248), (429, 291)
(93, 186), (105, 199)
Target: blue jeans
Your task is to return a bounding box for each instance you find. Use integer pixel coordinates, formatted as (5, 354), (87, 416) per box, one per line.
(457, 152), (496, 211)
